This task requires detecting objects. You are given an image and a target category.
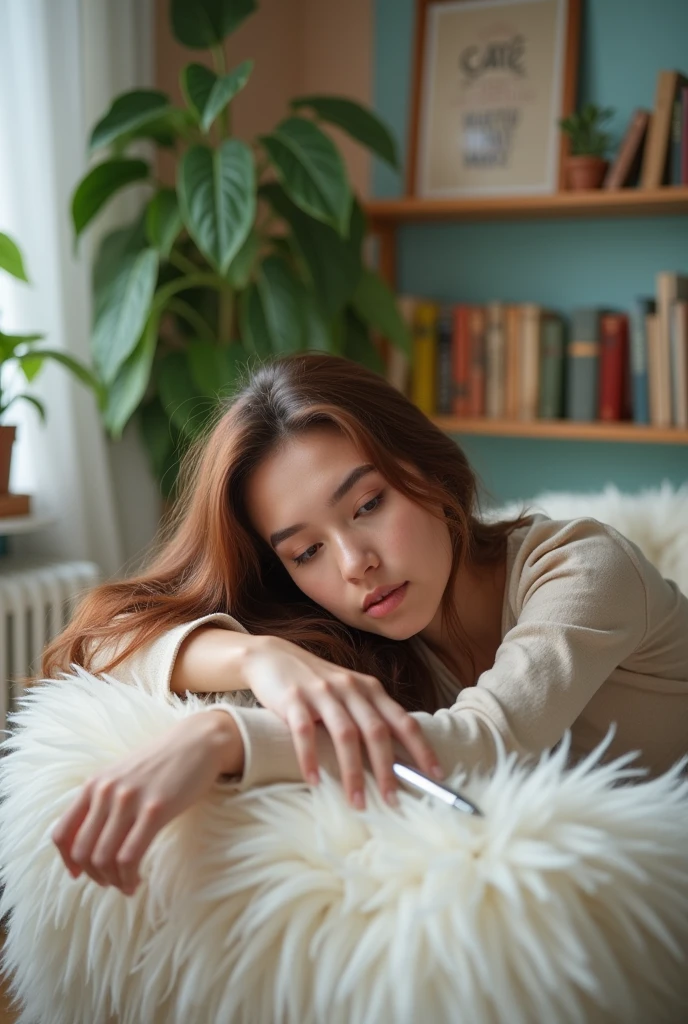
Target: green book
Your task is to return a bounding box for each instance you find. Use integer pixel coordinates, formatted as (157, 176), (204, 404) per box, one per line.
(538, 314), (565, 418)
(566, 308), (601, 421)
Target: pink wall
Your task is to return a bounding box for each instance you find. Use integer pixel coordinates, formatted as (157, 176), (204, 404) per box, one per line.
(154, 0), (373, 197)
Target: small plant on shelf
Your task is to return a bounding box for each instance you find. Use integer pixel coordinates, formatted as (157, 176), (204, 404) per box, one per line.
(558, 103), (615, 190)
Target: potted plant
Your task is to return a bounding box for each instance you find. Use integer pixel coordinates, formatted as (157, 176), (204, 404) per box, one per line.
(558, 103), (615, 190)
(70, 0), (409, 500)
(0, 231), (102, 498)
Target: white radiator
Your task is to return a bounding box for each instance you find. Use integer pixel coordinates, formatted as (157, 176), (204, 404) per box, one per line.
(0, 558), (100, 739)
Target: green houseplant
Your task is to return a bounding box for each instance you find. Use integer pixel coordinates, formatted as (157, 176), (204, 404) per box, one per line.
(71, 0), (410, 499)
(558, 103), (615, 190)
(0, 231), (101, 496)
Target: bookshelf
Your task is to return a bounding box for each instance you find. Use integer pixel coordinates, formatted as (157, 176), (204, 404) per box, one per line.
(432, 418), (688, 445)
(364, 187), (688, 446)
(365, 187), (688, 225)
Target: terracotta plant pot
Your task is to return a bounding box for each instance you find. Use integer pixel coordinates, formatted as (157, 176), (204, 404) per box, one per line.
(0, 424), (16, 495)
(564, 155), (609, 191)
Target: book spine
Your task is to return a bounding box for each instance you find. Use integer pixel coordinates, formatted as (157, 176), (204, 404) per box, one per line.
(598, 313), (629, 420)
(411, 301), (437, 415)
(604, 108), (650, 190)
(655, 271), (676, 427)
(518, 304), (540, 420)
(468, 306), (486, 417)
(671, 300), (688, 427)
(641, 70), (679, 188)
(566, 308), (601, 421)
(629, 298), (654, 425)
(435, 304), (454, 414)
(682, 86), (688, 185)
(485, 302), (505, 418)
(671, 97), (683, 185)
(538, 314), (565, 418)
(451, 305), (471, 416)
(504, 305), (520, 419)
(645, 312), (662, 426)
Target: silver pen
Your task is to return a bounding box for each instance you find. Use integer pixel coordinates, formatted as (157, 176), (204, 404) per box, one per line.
(392, 762), (483, 817)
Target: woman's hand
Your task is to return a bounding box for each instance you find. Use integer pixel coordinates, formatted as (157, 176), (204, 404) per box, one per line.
(244, 636), (443, 809)
(51, 710), (241, 895)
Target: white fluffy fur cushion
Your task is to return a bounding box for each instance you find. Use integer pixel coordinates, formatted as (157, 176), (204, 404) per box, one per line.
(488, 481), (688, 596)
(1, 670), (688, 1024)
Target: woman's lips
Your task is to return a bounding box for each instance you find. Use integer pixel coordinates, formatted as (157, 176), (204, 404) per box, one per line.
(363, 581), (409, 618)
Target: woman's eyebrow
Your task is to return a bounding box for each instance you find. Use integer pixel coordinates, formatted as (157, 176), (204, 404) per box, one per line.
(270, 464), (376, 549)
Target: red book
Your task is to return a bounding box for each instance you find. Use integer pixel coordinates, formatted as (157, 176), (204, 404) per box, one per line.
(468, 306), (486, 416)
(598, 313), (630, 420)
(451, 305), (471, 416)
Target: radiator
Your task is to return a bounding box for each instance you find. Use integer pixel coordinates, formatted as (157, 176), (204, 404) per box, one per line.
(0, 558), (100, 739)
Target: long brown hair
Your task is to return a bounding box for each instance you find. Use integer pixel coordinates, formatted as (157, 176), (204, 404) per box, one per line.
(43, 353), (532, 712)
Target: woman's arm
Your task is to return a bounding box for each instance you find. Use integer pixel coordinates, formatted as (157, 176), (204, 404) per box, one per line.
(170, 625), (264, 694)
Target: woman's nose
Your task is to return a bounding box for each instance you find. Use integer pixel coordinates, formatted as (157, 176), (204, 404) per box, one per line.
(336, 538), (379, 580)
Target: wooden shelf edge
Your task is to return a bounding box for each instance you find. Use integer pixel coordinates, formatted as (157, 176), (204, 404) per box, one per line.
(432, 417), (688, 444)
(365, 187), (688, 224)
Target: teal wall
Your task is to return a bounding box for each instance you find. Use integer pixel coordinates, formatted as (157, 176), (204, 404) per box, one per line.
(372, 0), (688, 506)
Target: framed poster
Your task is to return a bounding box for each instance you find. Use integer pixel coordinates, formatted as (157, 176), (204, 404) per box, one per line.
(408, 0), (580, 198)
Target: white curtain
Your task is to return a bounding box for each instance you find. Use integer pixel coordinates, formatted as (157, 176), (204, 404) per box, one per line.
(0, 0), (160, 578)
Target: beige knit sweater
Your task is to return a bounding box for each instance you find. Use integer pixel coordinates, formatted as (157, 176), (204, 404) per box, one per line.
(90, 515), (688, 787)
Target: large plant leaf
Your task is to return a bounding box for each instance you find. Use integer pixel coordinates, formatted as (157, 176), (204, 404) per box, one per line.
(89, 90), (172, 153)
(259, 117), (352, 235)
(0, 233), (28, 282)
(187, 339), (247, 397)
(260, 182), (361, 319)
(146, 189), (183, 257)
(157, 351), (213, 438)
(72, 159), (149, 239)
(92, 248), (159, 383)
(226, 227), (260, 288)
(238, 284), (274, 359)
(255, 255), (307, 353)
(301, 290), (336, 353)
(181, 64), (217, 120)
(93, 214), (148, 316)
(202, 60), (253, 132)
(291, 95), (399, 168)
(342, 307), (385, 374)
(170, 0), (256, 49)
(103, 313), (160, 438)
(351, 268), (411, 356)
(177, 140), (255, 274)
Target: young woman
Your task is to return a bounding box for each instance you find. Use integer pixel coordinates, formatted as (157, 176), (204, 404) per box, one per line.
(45, 353), (688, 898)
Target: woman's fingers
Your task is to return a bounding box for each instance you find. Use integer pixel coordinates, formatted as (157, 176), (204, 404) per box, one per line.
(52, 787), (92, 877)
(342, 690), (398, 807)
(285, 695), (321, 785)
(90, 792), (139, 890)
(311, 689), (367, 808)
(69, 792), (115, 887)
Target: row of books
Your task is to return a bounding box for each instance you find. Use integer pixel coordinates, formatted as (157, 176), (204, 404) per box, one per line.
(606, 68), (688, 189)
(387, 276), (688, 428)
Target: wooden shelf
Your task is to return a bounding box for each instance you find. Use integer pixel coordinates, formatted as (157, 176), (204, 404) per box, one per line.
(365, 187), (688, 225)
(432, 417), (688, 444)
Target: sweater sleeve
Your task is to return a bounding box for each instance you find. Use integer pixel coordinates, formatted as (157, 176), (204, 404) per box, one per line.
(218, 517), (649, 788)
(90, 517), (649, 790)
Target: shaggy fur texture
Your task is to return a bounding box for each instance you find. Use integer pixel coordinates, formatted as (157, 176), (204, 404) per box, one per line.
(1, 670), (687, 1024)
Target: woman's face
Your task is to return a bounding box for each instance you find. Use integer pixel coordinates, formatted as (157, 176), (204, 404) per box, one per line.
(244, 428), (453, 639)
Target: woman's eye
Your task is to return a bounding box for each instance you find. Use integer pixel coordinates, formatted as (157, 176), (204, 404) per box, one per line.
(356, 492), (384, 517)
(291, 493), (384, 567)
(292, 544), (318, 567)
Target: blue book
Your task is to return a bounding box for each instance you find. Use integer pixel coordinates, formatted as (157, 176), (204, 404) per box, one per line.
(629, 298), (655, 425)
(566, 308), (601, 421)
